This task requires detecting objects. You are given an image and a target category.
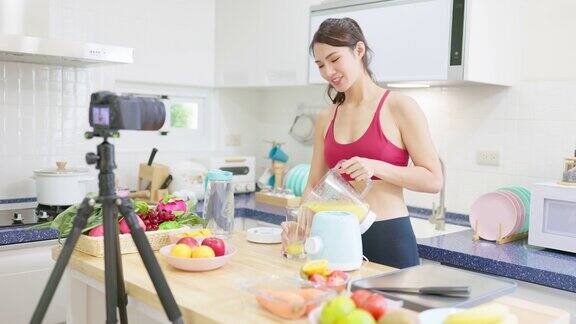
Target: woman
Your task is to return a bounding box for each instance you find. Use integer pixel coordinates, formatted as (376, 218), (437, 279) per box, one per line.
(283, 18), (443, 269)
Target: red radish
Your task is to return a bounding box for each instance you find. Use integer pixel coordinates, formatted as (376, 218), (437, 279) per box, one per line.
(88, 225), (104, 237)
(119, 217), (146, 234)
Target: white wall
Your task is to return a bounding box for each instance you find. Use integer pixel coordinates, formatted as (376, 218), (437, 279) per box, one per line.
(0, 0), (219, 205)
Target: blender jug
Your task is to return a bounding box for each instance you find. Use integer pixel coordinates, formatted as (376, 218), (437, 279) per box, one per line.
(301, 162), (376, 234)
(203, 170), (235, 239)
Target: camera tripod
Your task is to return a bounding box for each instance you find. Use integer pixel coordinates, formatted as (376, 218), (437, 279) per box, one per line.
(31, 130), (183, 324)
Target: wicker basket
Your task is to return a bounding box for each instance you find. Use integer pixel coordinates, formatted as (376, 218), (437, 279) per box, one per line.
(74, 227), (190, 257)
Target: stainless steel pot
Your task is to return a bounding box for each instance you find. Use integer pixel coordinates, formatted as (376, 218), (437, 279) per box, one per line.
(33, 161), (95, 206)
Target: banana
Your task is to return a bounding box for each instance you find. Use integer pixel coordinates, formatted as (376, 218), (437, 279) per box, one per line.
(444, 304), (510, 324)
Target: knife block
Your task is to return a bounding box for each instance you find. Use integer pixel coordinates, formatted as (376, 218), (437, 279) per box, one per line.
(137, 163), (170, 202)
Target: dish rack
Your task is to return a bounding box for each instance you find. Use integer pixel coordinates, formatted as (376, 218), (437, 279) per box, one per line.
(472, 220), (528, 244)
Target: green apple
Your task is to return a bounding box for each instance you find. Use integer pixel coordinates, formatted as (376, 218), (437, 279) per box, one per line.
(320, 296), (356, 324)
(335, 309), (376, 324)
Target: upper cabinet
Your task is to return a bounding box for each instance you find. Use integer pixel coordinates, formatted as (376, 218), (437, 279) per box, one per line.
(215, 0), (321, 87)
(308, 0), (519, 86)
(74, 0), (215, 86)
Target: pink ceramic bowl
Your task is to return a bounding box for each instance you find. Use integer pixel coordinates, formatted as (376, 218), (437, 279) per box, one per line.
(159, 243), (236, 272)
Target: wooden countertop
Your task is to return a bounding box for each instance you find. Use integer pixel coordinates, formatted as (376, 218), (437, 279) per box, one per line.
(54, 232), (570, 324)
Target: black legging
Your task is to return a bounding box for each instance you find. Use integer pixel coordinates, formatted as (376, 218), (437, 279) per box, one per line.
(362, 216), (420, 269)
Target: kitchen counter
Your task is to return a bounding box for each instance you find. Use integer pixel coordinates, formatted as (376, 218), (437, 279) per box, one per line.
(58, 231), (570, 323)
(5, 193), (576, 295)
(417, 230), (576, 292)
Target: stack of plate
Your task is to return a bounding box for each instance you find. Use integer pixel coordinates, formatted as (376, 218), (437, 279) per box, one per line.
(284, 164), (311, 197)
(469, 185), (531, 241)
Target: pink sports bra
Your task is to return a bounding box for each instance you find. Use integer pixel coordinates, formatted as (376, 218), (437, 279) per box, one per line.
(324, 90), (409, 181)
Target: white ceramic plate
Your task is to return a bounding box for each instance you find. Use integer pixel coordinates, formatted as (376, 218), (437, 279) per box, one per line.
(246, 227), (282, 244)
(418, 307), (464, 324)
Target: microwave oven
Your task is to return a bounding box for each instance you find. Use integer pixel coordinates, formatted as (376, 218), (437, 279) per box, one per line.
(208, 156), (256, 194)
(529, 182), (576, 253)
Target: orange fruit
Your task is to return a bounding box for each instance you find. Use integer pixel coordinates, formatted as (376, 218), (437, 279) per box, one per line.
(170, 244), (193, 258)
(191, 245), (215, 258)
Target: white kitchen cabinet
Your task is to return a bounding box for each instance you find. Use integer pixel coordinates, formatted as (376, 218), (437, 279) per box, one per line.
(309, 0), (519, 86)
(215, 0), (321, 87)
(0, 242), (67, 324)
(75, 0), (215, 86)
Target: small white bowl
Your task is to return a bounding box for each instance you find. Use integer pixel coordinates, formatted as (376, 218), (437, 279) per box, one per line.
(159, 243), (236, 272)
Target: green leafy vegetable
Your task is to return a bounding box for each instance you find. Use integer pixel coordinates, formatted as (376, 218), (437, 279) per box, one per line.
(134, 200), (150, 214)
(176, 212), (207, 228)
(30, 203), (121, 243)
(158, 221), (181, 230)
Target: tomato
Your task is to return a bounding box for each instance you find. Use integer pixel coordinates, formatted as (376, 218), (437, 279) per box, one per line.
(350, 289), (372, 308)
(362, 293), (387, 320)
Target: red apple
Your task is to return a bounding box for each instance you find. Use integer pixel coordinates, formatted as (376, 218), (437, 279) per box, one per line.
(118, 217), (146, 234)
(176, 237), (199, 249)
(362, 293), (388, 320)
(351, 289), (372, 308)
(201, 237), (226, 256)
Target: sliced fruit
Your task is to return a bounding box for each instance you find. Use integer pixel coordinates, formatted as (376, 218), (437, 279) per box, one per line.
(444, 304), (510, 324)
(297, 288), (326, 314)
(302, 259), (329, 277)
(256, 289), (307, 320)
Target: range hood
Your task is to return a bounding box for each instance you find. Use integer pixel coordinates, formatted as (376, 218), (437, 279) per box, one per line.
(0, 34), (133, 67)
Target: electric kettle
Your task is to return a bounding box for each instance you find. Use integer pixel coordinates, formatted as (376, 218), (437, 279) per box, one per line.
(304, 211), (363, 271)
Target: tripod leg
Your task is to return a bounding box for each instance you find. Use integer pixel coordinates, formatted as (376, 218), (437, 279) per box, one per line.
(31, 198), (94, 324)
(103, 202), (120, 324)
(113, 214), (129, 324)
(117, 198), (183, 324)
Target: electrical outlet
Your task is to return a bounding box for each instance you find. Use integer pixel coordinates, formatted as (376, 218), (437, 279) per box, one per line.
(225, 134), (242, 147)
(476, 150), (500, 166)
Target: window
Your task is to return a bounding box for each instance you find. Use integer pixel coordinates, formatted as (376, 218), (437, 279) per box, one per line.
(169, 101), (199, 130)
(115, 85), (217, 152)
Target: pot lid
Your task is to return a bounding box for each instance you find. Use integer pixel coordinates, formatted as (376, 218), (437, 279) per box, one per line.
(34, 161), (89, 176)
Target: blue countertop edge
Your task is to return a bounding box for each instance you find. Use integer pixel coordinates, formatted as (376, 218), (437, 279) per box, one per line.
(417, 242), (576, 292)
(2, 194), (575, 294)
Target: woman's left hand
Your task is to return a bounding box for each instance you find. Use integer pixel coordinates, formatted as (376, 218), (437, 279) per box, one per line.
(338, 157), (376, 181)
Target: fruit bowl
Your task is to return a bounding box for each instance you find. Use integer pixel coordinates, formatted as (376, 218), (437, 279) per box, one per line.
(159, 243), (236, 271)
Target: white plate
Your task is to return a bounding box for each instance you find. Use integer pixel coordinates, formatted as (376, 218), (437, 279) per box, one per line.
(418, 308), (464, 324)
(246, 227), (282, 244)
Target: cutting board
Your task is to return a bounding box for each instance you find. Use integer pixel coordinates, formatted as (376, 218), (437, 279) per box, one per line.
(351, 264), (517, 312)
